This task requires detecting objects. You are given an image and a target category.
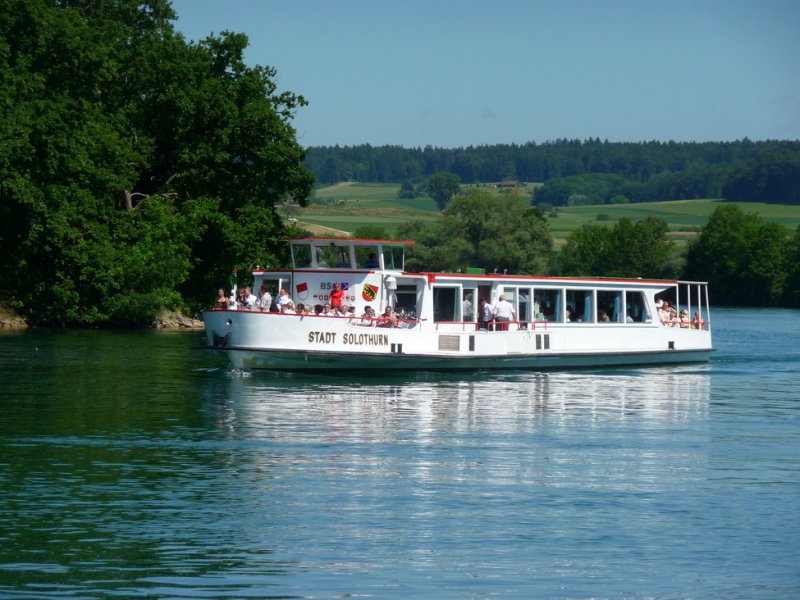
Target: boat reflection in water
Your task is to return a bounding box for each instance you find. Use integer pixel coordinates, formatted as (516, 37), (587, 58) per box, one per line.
(204, 366), (712, 441)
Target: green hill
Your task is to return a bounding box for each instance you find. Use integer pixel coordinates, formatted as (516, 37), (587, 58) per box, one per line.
(282, 183), (800, 241)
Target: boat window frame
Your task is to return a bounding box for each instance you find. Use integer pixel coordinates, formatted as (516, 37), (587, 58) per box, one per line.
(532, 287), (563, 323)
(432, 285), (461, 323)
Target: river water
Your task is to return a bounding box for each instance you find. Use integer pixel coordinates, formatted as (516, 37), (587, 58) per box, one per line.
(0, 308), (798, 599)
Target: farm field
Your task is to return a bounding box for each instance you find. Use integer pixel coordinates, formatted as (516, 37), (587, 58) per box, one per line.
(283, 182), (800, 241)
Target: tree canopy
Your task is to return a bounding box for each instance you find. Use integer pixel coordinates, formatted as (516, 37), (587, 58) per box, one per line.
(398, 189), (552, 275)
(557, 217), (678, 279)
(0, 0), (313, 325)
(684, 205), (795, 306)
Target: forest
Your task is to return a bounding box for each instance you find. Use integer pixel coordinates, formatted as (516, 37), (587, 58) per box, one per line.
(1, 0), (798, 329)
(304, 140), (800, 205)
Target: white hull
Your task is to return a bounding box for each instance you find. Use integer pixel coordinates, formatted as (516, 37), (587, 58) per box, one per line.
(202, 310), (713, 372)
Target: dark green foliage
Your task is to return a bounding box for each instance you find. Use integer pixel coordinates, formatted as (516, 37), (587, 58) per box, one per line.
(425, 172), (461, 210)
(398, 189), (552, 275)
(353, 225), (391, 240)
(684, 205), (792, 306)
(0, 0), (313, 325)
(558, 218), (677, 279)
(723, 148), (800, 204)
(305, 139), (800, 204)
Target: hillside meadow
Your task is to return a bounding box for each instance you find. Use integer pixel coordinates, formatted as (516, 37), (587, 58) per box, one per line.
(280, 182), (800, 243)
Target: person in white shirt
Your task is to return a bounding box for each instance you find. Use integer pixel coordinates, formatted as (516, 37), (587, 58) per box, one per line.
(277, 288), (291, 307)
(492, 294), (515, 331)
(256, 286), (272, 311)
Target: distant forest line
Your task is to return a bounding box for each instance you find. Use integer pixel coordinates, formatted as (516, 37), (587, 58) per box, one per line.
(304, 139), (800, 206)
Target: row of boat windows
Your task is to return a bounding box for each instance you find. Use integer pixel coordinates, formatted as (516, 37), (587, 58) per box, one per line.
(292, 244), (405, 270)
(431, 287), (651, 324)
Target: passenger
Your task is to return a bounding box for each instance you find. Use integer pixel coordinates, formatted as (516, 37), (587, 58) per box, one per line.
(347, 306), (358, 324)
(679, 309), (690, 328)
(478, 298), (494, 330)
(281, 301), (296, 315)
(360, 306), (376, 327)
(213, 289), (229, 310)
(256, 286), (272, 311)
(313, 304), (323, 315)
(235, 287), (247, 309)
(329, 283), (344, 311)
(493, 294), (515, 331)
(363, 253), (379, 268)
(320, 303), (336, 316)
(598, 309), (611, 322)
(277, 288), (291, 308)
(566, 307), (575, 323)
(377, 306), (398, 328)
(295, 303), (305, 315)
(243, 287), (257, 310)
(462, 293), (474, 322)
(659, 301), (677, 325)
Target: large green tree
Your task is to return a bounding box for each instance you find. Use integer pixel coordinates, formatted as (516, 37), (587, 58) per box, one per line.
(558, 217), (677, 278)
(683, 205), (791, 306)
(0, 0), (313, 325)
(398, 189), (552, 274)
(425, 172), (461, 210)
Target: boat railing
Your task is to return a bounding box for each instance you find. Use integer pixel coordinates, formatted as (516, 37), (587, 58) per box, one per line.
(434, 321), (550, 332)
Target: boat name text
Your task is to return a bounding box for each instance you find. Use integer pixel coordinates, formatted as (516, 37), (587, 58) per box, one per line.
(308, 331), (389, 347)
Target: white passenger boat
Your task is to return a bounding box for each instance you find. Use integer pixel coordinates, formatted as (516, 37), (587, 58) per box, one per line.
(201, 237), (714, 371)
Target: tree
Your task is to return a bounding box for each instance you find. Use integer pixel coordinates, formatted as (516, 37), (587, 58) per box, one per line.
(558, 217), (677, 278)
(398, 189), (553, 274)
(0, 0), (313, 325)
(683, 205), (791, 305)
(425, 172), (461, 210)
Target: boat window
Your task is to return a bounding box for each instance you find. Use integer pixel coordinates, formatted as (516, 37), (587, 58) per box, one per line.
(518, 288), (531, 322)
(433, 287), (458, 322)
(292, 244), (312, 269)
(565, 289), (593, 323)
(382, 246), (404, 270)
(533, 288), (562, 322)
(597, 290), (623, 322)
(313, 244), (335, 268)
(625, 291), (650, 322)
(394, 284), (419, 320)
(356, 246), (380, 269)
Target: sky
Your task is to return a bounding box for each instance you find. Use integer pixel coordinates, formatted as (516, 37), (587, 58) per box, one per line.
(170, 0), (800, 148)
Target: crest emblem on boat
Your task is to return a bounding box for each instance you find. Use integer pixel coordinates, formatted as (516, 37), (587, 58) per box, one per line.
(362, 283), (379, 302)
(296, 281), (309, 300)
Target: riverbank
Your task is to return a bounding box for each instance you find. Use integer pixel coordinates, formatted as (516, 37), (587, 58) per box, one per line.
(0, 304), (27, 329)
(0, 305), (203, 330)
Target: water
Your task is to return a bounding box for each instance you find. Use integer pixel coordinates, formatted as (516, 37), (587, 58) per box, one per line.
(0, 309), (798, 599)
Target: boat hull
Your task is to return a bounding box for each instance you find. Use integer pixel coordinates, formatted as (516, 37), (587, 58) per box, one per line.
(219, 346), (713, 371)
(202, 310), (713, 372)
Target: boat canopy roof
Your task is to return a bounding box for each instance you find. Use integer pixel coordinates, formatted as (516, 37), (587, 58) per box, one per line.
(286, 237), (412, 271)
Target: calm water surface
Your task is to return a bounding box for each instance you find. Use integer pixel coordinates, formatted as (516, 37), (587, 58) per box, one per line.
(0, 309), (798, 599)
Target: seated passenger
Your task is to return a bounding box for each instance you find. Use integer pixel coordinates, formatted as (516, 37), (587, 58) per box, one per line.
(363, 253), (380, 268)
(679, 309), (690, 328)
(598, 309), (611, 322)
(320, 303), (335, 316)
(377, 306), (398, 328)
(281, 302), (296, 314)
(213, 288), (229, 310)
(360, 306), (376, 326)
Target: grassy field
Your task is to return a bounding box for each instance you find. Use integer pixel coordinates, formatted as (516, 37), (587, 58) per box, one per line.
(283, 183), (800, 241)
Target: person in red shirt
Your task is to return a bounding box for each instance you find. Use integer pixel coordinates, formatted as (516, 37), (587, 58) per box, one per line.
(330, 283), (344, 310)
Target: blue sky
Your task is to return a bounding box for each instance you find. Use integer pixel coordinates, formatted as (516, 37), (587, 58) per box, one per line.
(170, 0), (800, 148)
